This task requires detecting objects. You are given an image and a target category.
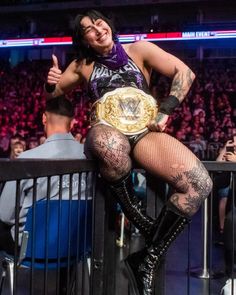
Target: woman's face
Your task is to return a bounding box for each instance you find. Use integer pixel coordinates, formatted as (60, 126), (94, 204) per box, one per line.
(12, 144), (24, 158)
(80, 16), (113, 54)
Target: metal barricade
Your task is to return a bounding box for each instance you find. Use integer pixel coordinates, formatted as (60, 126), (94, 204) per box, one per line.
(0, 159), (101, 295)
(0, 159), (235, 295)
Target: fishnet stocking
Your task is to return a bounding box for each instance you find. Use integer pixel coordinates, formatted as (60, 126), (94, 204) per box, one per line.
(132, 132), (212, 217)
(84, 124), (132, 181)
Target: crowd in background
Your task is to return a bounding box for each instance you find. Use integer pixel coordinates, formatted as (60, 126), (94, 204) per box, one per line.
(0, 59), (91, 157)
(152, 58), (236, 159)
(0, 58), (235, 159)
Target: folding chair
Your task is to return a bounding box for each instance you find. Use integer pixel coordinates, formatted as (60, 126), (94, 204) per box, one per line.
(0, 199), (92, 295)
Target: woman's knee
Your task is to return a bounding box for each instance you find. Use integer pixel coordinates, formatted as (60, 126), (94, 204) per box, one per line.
(173, 160), (212, 199)
(170, 161), (212, 216)
(188, 161), (213, 200)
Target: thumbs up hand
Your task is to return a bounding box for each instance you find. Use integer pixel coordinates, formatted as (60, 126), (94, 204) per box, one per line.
(52, 54), (59, 69)
(47, 54), (62, 85)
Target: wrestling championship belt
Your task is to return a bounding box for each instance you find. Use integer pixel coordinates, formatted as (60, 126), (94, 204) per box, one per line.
(90, 87), (158, 136)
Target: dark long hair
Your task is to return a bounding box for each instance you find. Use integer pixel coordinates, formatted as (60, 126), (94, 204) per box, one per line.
(72, 10), (117, 63)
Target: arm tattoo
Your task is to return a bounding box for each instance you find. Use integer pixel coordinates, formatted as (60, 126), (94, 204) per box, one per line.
(170, 67), (184, 100)
(170, 67), (194, 102)
(186, 68), (194, 88)
(155, 112), (166, 123)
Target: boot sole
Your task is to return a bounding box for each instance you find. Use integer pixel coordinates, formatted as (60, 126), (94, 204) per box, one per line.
(121, 259), (140, 295)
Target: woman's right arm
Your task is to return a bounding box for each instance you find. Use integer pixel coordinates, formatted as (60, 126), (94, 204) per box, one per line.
(45, 54), (82, 99)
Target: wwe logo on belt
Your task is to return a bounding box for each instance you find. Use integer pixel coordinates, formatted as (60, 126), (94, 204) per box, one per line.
(119, 97), (141, 120)
(90, 87), (158, 135)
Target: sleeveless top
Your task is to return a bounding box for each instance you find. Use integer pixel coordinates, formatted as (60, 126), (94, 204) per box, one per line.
(87, 57), (150, 102)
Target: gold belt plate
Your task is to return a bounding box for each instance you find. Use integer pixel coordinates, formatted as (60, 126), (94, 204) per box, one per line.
(90, 87), (158, 135)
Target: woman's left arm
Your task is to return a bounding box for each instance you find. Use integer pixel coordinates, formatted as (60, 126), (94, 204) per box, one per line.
(137, 41), (196, 102)
(132, 41), (195, 131)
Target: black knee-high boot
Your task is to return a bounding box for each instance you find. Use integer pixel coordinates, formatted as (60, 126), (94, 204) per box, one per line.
(123, 202), (190, 295)
(108, 172), (155, 240)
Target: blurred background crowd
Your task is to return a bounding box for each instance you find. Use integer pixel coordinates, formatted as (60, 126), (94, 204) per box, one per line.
(0, 0), (235, 161)
(0, 58), (235, 160)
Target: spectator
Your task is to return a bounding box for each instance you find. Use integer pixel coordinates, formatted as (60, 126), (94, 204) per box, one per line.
(9, 140), (25, 159)
(175, 130), (187, 142)
(215, 137), (236, 244)
(0, 127), (10, 157)
(0, 96), (89, 255)
(221, 149), (236, 294)
(74, 132), (86, 144)
(27, 137), (39, 149)
(8, 134), (26, 157)
(189, 132), (207, 160)
(9, 134), (26, 150)
(39, 135), (46, 145)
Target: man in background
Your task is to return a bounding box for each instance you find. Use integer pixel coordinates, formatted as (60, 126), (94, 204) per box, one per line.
(0, 96), (88, 254)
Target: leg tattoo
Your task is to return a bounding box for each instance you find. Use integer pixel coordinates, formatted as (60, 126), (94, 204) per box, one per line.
(85, 125), (132, 181)
(170, 160), (212, 216)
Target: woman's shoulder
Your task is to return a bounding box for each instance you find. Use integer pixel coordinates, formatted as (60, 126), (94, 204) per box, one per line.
(124, 40), (152, 51)
(123, 41), (155, 61)
(69, 58), (92, 71)
(68, 58), (94, 79)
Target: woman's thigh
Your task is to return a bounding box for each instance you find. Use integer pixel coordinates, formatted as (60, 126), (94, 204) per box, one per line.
(84, 124), (132, 180)
(132, 132), (210, 191)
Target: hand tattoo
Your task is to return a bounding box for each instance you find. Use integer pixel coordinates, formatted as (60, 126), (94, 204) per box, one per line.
(155, 112), (166, 124)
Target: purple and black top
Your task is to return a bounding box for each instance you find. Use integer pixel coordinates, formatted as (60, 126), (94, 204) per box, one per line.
(87, 41), (150, 102)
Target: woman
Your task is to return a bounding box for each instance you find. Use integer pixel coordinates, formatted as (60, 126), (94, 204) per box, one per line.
(45, 10), (212, 295)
